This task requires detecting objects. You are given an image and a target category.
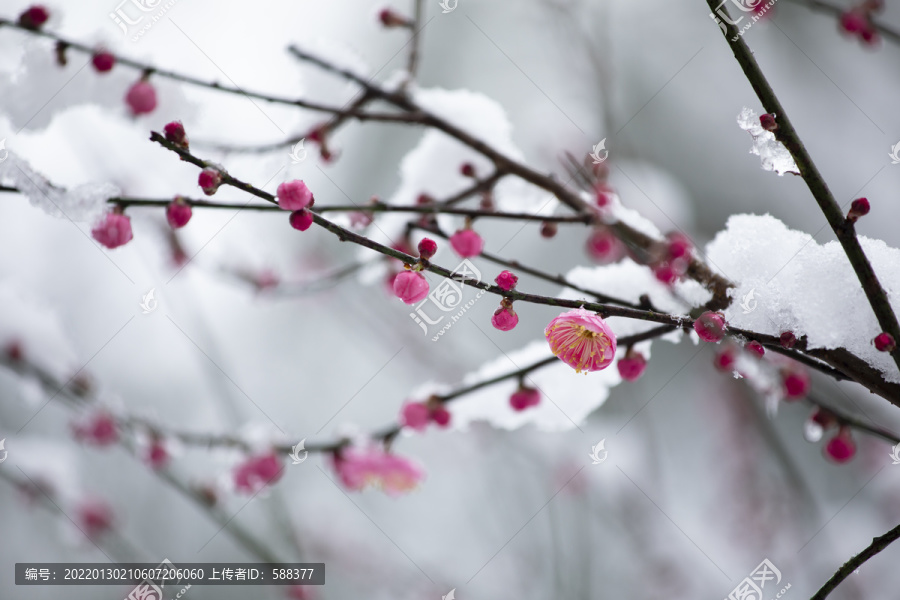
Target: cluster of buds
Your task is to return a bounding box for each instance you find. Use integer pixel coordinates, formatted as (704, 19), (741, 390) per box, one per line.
(652, 232), (693, 286)
(400, 396), (451, 430)
(839, 0), (884, 45)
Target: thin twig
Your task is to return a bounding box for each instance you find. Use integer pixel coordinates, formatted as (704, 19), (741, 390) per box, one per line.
(810, 521), (900, 600)
(785, 0), (900, 45)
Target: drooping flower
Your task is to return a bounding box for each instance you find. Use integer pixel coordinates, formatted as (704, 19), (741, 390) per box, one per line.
(450, 228), (484, 258)
(91, 50), (116, 73)
(91, 212), (133, 249)
(714, 346), (736, 371)
(824, 427), (856, 463)
(693, 311), (726, 342)
(289, 209), (314, 231)
(509, 387), (540, 411)
(277, 180), (314, 211)
(72, 411), (119, 446)
(165, 197), (192, 229)
(233, 452), (283, 494)
(331, 446), (424, 496)
(781, 365), (810, 401)
(393, 270), (429, 304)
(617, 351), (647, 382)
(430, 405), (451, 427)
(491, 304), (518, 331)
(125, 79), (157, 115)
(544, 307), (617, 373)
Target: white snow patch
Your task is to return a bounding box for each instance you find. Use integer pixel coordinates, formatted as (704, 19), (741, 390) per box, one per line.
(737, 107), (799, 176)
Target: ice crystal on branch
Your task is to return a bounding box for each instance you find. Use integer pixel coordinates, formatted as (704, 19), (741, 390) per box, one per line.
(737, 107), (799, 176)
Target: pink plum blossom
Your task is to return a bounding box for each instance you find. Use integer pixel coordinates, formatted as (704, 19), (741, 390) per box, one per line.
(331, 446), (424, 496)
(450, 229), (484, 258)
(91, 212), (133, 249)
(277, 180), (314, 211)
(234, 452), (283, 494)
(544, 307), (617, 373)
(393, 271), (429, 304)
(125, 80), (157, 115)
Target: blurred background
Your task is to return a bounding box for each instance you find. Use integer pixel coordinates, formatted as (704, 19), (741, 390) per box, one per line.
(1, 0), (900, 598)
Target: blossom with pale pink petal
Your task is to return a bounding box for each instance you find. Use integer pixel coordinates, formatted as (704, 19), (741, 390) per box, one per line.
(450, 228), (483, 258)
(393, 270), (429, 304)
(277, 180), (314, 211)
(331, 446), (424, 496)
(91, 212), (133, 249)
(125, 79), (157, 115)
(234, 452), (283, 494)
(544, 307), (617, 373)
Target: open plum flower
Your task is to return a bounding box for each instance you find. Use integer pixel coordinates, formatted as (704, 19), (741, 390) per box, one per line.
(545, 307), (617, 373)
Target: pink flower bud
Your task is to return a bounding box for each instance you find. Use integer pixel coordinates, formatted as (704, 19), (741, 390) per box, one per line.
(782, 366), (810, 400)
(540, 221), (558, 238)
(163, 120), (189, 149)
(145, 440), (170, 470)
(847, 197), (870, 223)
(510, 387), (540, 411)
(78, 498), (114, 538)
(234, 452), (283, 494)
(277, 180), (314, 211)
(165, 197), (192, 229)
(393, 271), (429, 304)
(491, 305), (519, 331)
(460, 162), (476, 177)
(378, 7), (410, 27)
(617, 351), (647, 382)
(417, 237), (438, 260)
(586, 228), (625, 264)
(495, 270), (518, 291)
(693, 311), (726, 342)
(289, 209), (314, 231)
(874, 332), (896, 352)
(18, 5), (49, 29)
(746, 341), (765, 357)
(401, 401), (430, 431)
(759, 113), (778, 132)
(91, 50), (115, 73)
(780, 331), (797, 349)
(714, 346), (736, 371)
(430, 405), (451, 427)
(450, 228), (484, 258)
(653, 263), (678, 286)
(198, 168), (222, 196)
(72, 412), (119, 446)
(91, 212), (133, 249)
(545, 307), (617, 373)
(823, 427), (856, 464)
(666, 232), (693, 260)
(125, 79), (157, 115)
(840, 10), (868, 33)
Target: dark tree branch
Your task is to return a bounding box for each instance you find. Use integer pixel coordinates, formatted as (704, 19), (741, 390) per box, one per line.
(705, 0), (900, 376)
(810, 521), (900, 600)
